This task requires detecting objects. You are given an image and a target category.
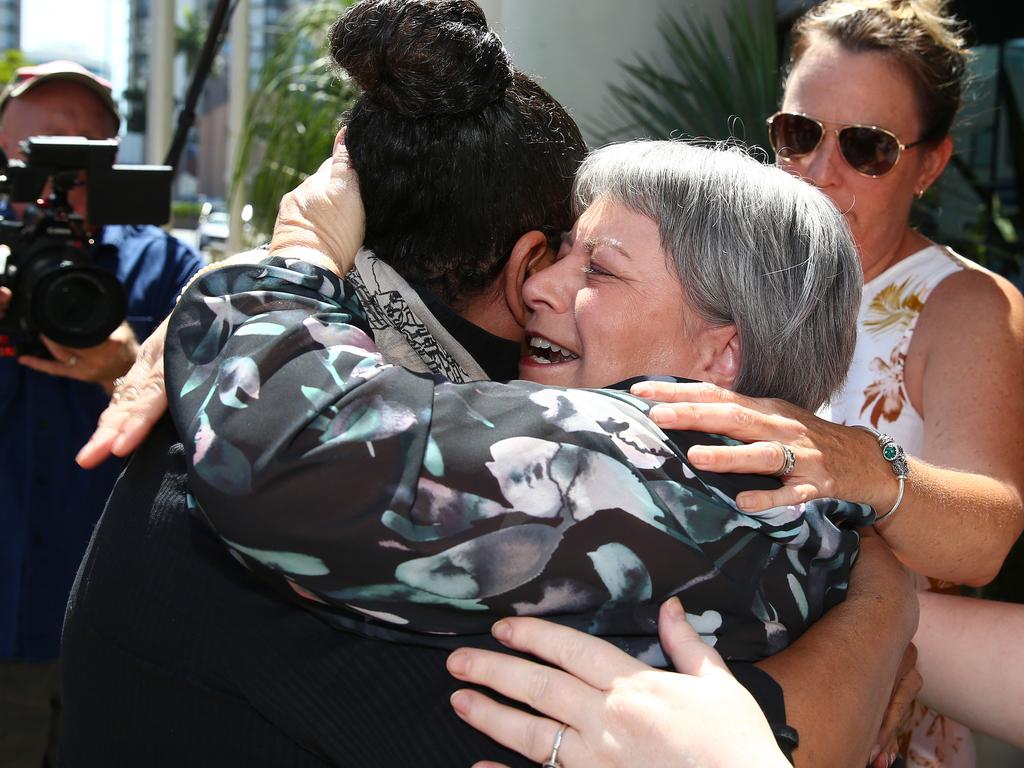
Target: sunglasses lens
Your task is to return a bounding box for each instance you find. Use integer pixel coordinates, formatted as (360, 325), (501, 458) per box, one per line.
(769, 113), (822, 158)
(839, 126), (900, 176)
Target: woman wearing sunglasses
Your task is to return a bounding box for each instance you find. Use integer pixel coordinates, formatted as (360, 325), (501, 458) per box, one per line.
(624, 1), (1024, 766)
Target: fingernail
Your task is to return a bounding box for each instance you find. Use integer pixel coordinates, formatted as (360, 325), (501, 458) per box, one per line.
(662, 596), (684, 621)
(688, 447), (710, 465)
(492, 620), (511, 643)
(630, 383), (653, 398)
(450, 690), (471, 716)
(447, 651), (468, 676)
(868, 746), (881, 764)
(649, 405), (675, 426)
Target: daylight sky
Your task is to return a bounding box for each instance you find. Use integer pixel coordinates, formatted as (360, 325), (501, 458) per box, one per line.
(21, 0), (129, 96)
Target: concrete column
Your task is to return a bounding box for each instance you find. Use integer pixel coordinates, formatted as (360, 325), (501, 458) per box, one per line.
(146, 0), (175, 164)
(226, 0), (249, 256)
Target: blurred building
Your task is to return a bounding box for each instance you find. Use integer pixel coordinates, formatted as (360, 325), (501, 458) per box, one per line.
(1, 0), (20, 51)
(124, 0), (309, 199)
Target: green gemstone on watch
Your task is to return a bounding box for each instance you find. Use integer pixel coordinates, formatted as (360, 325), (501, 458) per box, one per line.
(882, 444), (899, 461)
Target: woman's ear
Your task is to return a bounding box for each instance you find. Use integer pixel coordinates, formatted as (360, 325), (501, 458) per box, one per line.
(503, 230), (555, 328)
(705, 325), (740, 391)
(916, 135), (953, 195)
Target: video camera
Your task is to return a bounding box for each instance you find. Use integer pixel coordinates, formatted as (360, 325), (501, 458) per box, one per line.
(0, 136), (172, 357)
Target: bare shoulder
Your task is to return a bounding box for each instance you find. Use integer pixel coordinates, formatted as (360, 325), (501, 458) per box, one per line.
(916, 260), (1024, 345)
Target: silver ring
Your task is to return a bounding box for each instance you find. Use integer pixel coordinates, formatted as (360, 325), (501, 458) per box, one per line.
(542, 723), (568, 768)
(113, 376), (128, 389)
(65, 354), (79, 368)
(772, 443), (796, 478)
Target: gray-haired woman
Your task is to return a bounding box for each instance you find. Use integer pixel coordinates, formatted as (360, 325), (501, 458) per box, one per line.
(519, 140), (860, 411)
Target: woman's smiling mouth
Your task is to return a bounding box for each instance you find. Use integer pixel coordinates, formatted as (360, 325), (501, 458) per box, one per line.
(524, 335), (580, 365)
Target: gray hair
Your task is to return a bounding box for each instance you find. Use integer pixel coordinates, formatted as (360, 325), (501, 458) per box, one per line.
(574, 140), (861, 411)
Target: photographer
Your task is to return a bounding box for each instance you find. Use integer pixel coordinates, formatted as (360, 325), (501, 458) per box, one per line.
(0, 60), (201, 766)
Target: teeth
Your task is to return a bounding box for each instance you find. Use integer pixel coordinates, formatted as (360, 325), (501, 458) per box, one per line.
(528, 336), (579, 365)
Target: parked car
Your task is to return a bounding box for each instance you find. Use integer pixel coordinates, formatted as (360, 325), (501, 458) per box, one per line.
(198, 209), (230, 251)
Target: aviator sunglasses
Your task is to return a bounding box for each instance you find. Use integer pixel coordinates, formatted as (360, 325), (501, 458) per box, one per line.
(766, 111), (930, 178)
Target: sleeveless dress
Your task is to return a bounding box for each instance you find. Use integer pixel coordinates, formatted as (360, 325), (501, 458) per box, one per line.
(828, 244), (977, 768)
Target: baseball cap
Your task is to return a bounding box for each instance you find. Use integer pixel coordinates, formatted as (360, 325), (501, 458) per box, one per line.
(0, 60), (122, 130)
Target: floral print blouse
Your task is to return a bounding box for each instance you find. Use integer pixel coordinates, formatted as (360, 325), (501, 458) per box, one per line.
(165, 256), (872, 664)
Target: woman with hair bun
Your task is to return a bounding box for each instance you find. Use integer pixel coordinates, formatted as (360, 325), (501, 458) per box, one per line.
(633, 1), (1024, 766)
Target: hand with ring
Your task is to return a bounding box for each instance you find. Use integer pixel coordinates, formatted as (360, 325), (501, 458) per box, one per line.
(18, 321), (139, 393)
(447, 598), (790, 768)
(629, 380), (895, 513)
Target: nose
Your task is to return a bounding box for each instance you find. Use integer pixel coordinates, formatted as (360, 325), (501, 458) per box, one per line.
(522, 250), (583, 316)
(796, 129), (843, 190)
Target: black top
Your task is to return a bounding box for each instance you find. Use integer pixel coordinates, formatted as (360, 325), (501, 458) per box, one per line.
(62, 278), (801, 765)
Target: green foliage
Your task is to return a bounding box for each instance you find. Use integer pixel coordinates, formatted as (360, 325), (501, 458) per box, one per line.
(594, 0), (778, 152)
(172, 200), (204, 218)
(176, 7), (210, 75)
(232, 0), (360, 242)
(0, 49), (28, 85)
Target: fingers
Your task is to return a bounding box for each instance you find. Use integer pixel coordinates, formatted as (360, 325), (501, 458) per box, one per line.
(658, 598), (732, 679)
(871, 644), (921, 767)
(450, 689), (584, 767)
(18, 353), (79, 379)
(645, 402), (795, 444)
(75, 323), (169, 468)
(447, 646), (599, 725)
(630, 380), (750, 405)
(734, 481), (822, 512)
(487, 618), (649, 691)
(687, 441), (790, 476)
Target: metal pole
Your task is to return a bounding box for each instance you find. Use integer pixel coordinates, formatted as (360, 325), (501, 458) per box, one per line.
(146, 0), (176, 164)
(226, 0), (249, 256)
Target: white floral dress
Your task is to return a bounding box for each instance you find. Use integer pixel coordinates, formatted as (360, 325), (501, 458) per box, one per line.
(828, 244), (976, 768)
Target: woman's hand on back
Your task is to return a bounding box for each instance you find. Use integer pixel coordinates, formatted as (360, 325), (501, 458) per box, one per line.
(447, 598), (790, 768)
(630, 380), (893, 512)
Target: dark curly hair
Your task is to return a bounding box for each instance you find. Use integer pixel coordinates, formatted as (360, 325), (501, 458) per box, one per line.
(330, 0), (586, 306)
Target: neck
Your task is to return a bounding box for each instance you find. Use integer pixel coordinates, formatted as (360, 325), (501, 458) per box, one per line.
(861, 227), (931, 283)
(459, 287), (524, 343)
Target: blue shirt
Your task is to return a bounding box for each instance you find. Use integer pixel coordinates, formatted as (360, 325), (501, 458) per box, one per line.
(0, 224), (201, 660)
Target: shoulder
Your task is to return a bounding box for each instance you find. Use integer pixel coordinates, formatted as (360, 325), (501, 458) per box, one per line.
(910, 256), (1024, 376)
(918, 259), (1024, 340)
(104, 225), (201, 267)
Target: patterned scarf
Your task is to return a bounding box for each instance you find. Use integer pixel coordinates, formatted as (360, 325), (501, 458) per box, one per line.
(346, 250), (489, 384)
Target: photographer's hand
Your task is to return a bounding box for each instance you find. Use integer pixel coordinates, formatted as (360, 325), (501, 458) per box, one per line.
(19, 321), (138, 392)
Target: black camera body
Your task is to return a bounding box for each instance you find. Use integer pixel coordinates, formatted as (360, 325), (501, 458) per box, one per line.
(0, 137), (172, 357)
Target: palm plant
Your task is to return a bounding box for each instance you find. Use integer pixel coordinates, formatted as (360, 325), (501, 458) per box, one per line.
(594, 0), (779, 152)
(232, 0), (359, 242)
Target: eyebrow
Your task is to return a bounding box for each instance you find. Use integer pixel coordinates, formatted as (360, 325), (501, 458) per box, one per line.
(583, 236), (632, 260)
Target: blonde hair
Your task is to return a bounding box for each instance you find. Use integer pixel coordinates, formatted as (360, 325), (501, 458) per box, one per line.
(790, 0), (970, 139)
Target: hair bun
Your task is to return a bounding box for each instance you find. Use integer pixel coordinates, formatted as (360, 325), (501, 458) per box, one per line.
(330, 0), (514, 118)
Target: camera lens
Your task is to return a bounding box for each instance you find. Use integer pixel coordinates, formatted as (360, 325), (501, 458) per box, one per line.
(31, 265), (126, 348)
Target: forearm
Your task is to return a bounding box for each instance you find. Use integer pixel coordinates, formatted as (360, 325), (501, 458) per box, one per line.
(757, 540), (918, 768)
(915, 591), (1024, 747)
(873, 458), (1023, 585)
